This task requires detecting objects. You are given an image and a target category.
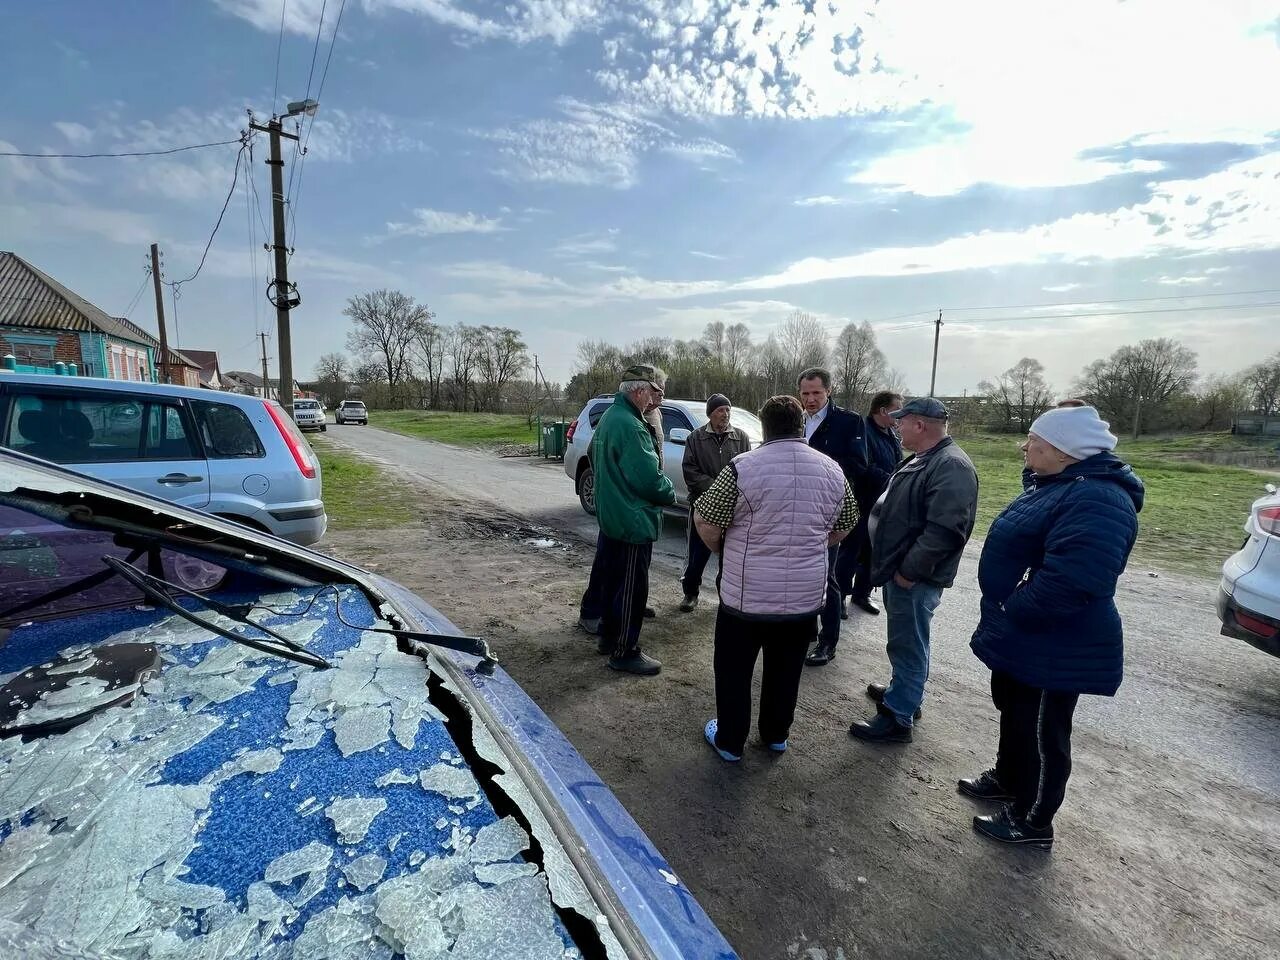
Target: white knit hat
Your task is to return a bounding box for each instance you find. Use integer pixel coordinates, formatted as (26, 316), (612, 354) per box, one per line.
(1028, 406), (1117, 460)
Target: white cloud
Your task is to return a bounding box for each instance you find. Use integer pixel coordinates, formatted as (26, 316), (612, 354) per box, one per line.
(0, 200), (154, 246)
(553, 228), (619, 257)
(213, 0), (336, 37)
(53, 122), (93, 146)
(366, 0), (604, 45)
(1042, 283), (1082, 293)
(793, 195), (846, 207)
(385, 208), (508, 237)
(1156, 275), (1211, 286)
(689, 250), (725, 260)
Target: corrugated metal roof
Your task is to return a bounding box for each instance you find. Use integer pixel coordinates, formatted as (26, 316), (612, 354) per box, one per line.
(0, 251), (151, 346)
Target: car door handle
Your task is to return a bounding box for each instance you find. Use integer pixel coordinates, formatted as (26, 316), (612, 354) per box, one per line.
(156, 473), (204, 485)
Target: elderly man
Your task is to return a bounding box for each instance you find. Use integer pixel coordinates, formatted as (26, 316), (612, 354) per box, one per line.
(693, 395), (857, 761)
(798, 367), (869, 667)
(848, 397), (978, 742)
(586, 364), (677, 676)
(679, 393), (753, 612)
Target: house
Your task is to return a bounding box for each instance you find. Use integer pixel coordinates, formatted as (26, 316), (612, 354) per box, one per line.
(182, 349), (225, 389)
(110, 316), (203, 388)
(0, 251), (161, 381)
(224, 370), (268, 397)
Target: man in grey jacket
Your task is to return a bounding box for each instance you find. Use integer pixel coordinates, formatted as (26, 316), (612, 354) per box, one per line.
(849, 397), (979, 744)
(680, 393), (752, 611)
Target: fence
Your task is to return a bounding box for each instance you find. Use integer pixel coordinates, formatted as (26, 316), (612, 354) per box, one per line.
(1232, 413), (1280, 437)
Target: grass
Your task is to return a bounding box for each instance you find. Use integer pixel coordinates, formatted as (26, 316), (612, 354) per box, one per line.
(311, 439), (417, 531)
(368, 410), (537, 447)
(960, 434), (1274, 578)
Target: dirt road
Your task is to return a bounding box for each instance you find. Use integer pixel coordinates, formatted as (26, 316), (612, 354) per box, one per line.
(322, 425), (1280, 960)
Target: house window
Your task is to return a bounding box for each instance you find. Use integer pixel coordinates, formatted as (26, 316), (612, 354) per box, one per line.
(13, 343), (55, 365)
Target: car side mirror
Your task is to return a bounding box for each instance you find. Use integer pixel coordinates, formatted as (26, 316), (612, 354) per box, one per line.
(668, 428), (691, 445)
(1266, 483), (1278, 495)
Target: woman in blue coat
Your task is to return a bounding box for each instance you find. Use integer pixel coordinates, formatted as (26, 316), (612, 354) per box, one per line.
(964, 406), (1143, 849)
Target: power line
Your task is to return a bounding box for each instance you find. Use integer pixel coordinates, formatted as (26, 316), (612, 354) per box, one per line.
(121, 268), (152, 319)
(0, 138), (242, 159)
(288, 0), (328, 204)
(272, 0), (289, 111)
(165, 138), (248, 289)
(289, 0), (347, 259)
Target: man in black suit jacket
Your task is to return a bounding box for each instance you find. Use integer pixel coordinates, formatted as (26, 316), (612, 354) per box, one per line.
(798, 367), (866, 666)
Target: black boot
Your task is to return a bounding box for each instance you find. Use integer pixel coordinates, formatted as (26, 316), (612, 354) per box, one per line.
(864, 682), (922, 720)
(848, 710), (912, 744)
(850, 594), (880, 616)
(973, 806), (1053, 850)
(805, 642), (836, 667)
(958, 768), (1014, 802)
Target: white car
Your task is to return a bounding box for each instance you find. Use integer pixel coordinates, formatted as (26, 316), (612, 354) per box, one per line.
(563, 396), (763, 515)
(1217, 481), (1280, 657)
(291, 398), (327, 432)
(335, 400), (368, 425)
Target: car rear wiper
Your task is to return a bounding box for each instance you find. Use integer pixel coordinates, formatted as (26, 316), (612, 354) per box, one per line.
(103, 556), (331, 670)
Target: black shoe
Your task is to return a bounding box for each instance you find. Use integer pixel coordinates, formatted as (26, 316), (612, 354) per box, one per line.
(644, 606), (656, 619)
(577, 616), (601, 636)
(865, 683), (922, 720)
(850, 595), (880, 616)
(958, 768), (1014, 803)
(805, 643), (836, 667)
(840, 597), (849, 621)
(595, 638), (612, 656)
(848, 711), (912, 743)
(679, 595), (698, 613)
(973, 806), (1053, 850)
(607, 651), (662, 676)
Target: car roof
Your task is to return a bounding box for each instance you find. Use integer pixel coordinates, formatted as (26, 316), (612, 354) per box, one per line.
(0, 372), (266, 406)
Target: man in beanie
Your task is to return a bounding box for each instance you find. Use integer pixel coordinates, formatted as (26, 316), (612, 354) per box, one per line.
(585, 364), (677, 675)
(966, 406), (1142, 848)
(679, 393), (753, 611)
(849, 397), (979, 742)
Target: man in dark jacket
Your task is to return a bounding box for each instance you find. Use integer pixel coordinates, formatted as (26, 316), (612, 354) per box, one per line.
(841, 391), (904, 615)
(849, 397), (979, 743)
(680, 393), (752, 612)
(799, 368), (867, 666)
(585, 364), (677, 676)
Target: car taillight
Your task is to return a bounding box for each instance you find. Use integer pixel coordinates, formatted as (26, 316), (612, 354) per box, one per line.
(565, 418), (579, 443)
(1258, 505), (1280, 537)
(1235, 609), (1278, 639)
(264, 401), (317, 479)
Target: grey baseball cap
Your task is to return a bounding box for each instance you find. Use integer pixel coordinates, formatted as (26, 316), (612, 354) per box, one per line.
(890, 397), (949, 421)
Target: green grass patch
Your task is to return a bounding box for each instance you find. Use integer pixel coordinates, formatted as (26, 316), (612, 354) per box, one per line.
(312, 439), (417, 530)
(961, 434), (1272, 578)
(368, 410), (537, 447)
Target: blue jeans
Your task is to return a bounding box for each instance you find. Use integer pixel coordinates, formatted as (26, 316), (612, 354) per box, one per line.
(881, 579), (944, 727)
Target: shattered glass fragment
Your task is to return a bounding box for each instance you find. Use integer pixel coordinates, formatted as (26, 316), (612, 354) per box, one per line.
(282, 721), (325, 753)
(474, 861), (539, 885)
(372, 872), (450, 959)
(449, 875), (565, 960)
(293, 895), (393, 960)
(342, 854), (387, 892)
(433, 817), (448, 831)
(408, 851), (425, 868)
(325, 798), (388, 845)
(373, 768), (416, 788)
(333, 705), (391, 757)
(204, 747), (284, 786)
(140, 872), (227, 910)
(265, 841), (333, 886)
(467, 817), (528, 866)
(386, 833), (404, 853)
(418, 763), (479, 800)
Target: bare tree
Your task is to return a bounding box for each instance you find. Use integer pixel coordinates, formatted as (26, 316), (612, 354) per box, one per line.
(725, 323), (752, 374)
(832, 321), (886, 409)
(344, 289), (433, 409)
(1075, 337), (1197, 437)
(447, 324), (485, 411)
(476, 326), (530, 410)
(883, 366), (910, 396)
(978, 357), (1055, 433)
(1196, 373), (1253, 430)
(701, 321), (727, 365)
(313, 353), (349, 408)
(777, 310), (829, 379)
(411, 320), (448, 410)
(1242, 351), (1280, 415)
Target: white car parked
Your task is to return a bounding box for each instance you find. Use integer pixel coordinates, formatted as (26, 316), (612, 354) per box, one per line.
(1217, 481), (1280, 657)
(563, 396), (763, 515)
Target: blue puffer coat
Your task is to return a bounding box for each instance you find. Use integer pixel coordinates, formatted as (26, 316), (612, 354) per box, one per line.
(970, 452), (1144, 696)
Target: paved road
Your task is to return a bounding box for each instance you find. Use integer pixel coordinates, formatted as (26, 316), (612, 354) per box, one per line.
(325, 423), (1280, 795)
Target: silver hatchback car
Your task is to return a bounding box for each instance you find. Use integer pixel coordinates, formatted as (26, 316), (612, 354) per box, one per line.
(0, 373), (326, 546)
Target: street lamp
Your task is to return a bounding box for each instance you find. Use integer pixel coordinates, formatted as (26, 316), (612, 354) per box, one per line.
(285, 99), (319, 118)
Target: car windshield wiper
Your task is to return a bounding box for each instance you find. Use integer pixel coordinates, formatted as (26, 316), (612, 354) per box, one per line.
(103, 556), (331, 670)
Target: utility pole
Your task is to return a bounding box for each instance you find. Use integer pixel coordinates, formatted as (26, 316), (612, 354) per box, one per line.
(249, 109), (308, 414)
(929, 309), (943, 397)
(149, 243), (171, 384)
(258, 332), (271, 399)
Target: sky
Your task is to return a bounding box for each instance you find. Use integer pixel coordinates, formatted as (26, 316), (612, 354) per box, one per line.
(1, 0), (1278, 396)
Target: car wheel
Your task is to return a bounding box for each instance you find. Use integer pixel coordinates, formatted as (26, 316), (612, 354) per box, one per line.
(321, 425), (327, 432)
(578, 465), (597, 516)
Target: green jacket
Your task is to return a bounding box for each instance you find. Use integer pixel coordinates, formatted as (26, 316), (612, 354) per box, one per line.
(592, 393), (676, 543)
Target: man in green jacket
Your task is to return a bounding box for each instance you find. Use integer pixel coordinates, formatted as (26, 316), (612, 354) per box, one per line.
(590, 364), (677, 676)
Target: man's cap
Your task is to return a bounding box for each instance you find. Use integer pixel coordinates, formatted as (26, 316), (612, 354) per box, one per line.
(890, 396), (949, 421)
(621, 363), (666, 389)
(706, 393), (731, 415)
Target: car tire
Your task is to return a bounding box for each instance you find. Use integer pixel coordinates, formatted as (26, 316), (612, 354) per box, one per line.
(578, 464), (597, 516)
(321, 425), (327, 432)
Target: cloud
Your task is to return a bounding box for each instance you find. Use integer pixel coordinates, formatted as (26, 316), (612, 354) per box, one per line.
(1042, 283), (1082, 293)
(53, 122), (93, 146)
(689, 250), (725, 260)
(365, 0), (604, 45)
(213, 0), (336, 37)
(385, 208), (508, 237)
(793, 195), (847, 207)
(553, 228), (619, 257)
(0, 200), (154, 246)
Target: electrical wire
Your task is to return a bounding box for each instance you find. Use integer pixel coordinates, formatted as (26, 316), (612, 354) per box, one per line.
(165, 138), (247, 288)
(272, 0), (288, 111)
(245, 151), (262, 338)
(121, 268), (152, 320)
(0, 139), (242, 159)
(288, 0), (328, 204)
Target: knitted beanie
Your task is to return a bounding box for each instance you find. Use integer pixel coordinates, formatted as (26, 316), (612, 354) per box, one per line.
(1028, 406), (1118, 460)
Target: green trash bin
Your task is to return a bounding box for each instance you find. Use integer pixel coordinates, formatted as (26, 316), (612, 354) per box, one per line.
(542, 421), (567, 459)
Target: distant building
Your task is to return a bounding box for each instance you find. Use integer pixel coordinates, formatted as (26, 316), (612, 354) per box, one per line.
(181, 349), (225, 389)
(0, 251), (160, 381)
(223, 371), (305, 401)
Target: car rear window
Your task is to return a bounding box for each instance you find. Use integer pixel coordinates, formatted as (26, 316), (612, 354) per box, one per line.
(4, 392), (195, 464)
(586, 401), (610, 427)
(192, 400), (265, 459)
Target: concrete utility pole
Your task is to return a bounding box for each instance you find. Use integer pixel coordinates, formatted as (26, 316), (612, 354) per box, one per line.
(259, 332), (271, 399)
(150, 243), (171, 384)
(250, 100), (314, 414)
(929, 309), (943, 397)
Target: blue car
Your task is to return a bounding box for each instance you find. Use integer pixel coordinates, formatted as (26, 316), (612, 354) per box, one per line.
(0, 448), (737, 959)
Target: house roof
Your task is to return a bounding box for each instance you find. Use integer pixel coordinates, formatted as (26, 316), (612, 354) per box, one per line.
(0, 251), (153, 347)
(224, 370), (264, 387)
(181, 349), (222, 381)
